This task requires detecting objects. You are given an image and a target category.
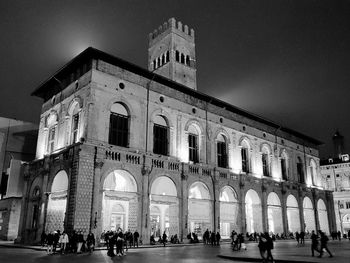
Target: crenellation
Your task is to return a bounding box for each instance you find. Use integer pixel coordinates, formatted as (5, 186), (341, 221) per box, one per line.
(177, 21), (182, 31)
(184, 24), (189, 34)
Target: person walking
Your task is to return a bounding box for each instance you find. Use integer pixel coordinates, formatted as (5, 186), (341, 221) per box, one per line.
(46, 231), (54, 255)
(76, 231), (84, 254)
(258, 232), (274, 263)
(162, 231), (167, 247)
(59, 231), (69, 254)
(300, 231), (305, 244)
(86, 231), (95, 253)
(107, 231), (116, 257)
(310, 230), (320, 257)
(318, 230), (333, 258)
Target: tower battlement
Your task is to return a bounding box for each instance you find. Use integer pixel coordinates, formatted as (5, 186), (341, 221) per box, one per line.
(148, 18), (195, 42)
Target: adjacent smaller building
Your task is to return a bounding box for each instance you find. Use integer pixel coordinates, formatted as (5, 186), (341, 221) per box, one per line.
(0, 117), (38, 240)
(320, 131), (350, 235)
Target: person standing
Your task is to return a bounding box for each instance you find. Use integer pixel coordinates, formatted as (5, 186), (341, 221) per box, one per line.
(133, 230), (139, 247)
(300, 231), (305, 244)
(40, 231), (47, 247)
(107, 231), (115, 257)
(77, 231), (84, 254)
(310, 230), (320, 257)
(46, 231), (54, 255)
(318, 230), (333, 258)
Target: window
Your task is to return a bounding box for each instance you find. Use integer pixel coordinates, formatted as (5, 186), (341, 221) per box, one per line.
(262, 153), (270, 176)
(339, 202), (344, 209)
(153, 59), (156, 70)
(47, 126), (56, 153)
(189, 134), (199, 163)
(31, 205), (39, 229)
(217, 135), (228, 168)
(281, 158), (287, 180)
(153, 116), (169, 156)
(0, 172), (8, 199)
(71, 113), (79, 143)
(297, 157), (304, 183)
(346, 202), (350, 209)
(241, 147), (249, 173)
(162, 54), (165, 65)
(109, 103), (129, 147)
(166, 51), (169, 62)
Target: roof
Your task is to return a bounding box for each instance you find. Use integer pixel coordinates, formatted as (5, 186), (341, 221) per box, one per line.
(31, 47), (323, 146)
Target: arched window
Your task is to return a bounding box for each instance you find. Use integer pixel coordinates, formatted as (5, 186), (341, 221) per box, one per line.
(46, 112), (58, 154)
(175, 51), (180, 62)
(217, 134), (228, 168)
(280, 150), (288, 181)
(157, 57), (161, 67)
(162, 54), (165, 65)
(69, 102), (80, 144)
(310, 159), (317, 186)
(241, 140), (250, 173)
(297, 157), (305, 183)
(109, 103), (129, 147)
(153, 115), (169, 156)
(188, 125), (199, 163)
(186, 55), (190, 66)
(180, 53), (185, 64)
(261, 145), (270, 177)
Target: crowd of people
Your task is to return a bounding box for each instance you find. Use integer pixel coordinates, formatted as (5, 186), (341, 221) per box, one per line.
(102, 229), (140, 257)
(41, 230), (95, 255)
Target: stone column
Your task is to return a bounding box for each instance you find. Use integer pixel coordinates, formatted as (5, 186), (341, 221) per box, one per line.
(261, 182), (268, 232)
(181, 163), (188, 242)
(312, 190), (320, 231)
(239, 176), (246, 234)
(140, 156), (150, 244)
(281, 188), (289, 236)
(298, 189), (305, 232)
(92, 157), (103, 242)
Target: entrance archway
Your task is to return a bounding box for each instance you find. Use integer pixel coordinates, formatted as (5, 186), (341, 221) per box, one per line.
(219, 186), (238, 238)
(188, 182), (212, 239)
(317, 199), (329, 234)
(102, 170), (138, 232)
(286, 195), (300, 233)
(245, 189), (262, 234)
(150, 176), (178, 240)
(46, 170), (68, 233)
(267, 192), (283, 234)
(343, 214), (350, 233)
(303, 197), (316, 232)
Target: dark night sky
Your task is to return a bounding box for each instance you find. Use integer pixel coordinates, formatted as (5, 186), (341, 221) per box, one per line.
(1, 0), (350, 159)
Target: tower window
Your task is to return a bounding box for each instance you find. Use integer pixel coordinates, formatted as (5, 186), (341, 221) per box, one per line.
(175, 51), (180, 62)
(166, 51), (169, 62)
(162, 54), (165, 65)
(281, 158), (287, 180)
(181, 53), (185, 64)
(153, 60), (156, 70)
(262, 153), (270, 177)
(157, 57), (161, 67)
(186, 55), (190, 66)
(297, 157), (304, 183)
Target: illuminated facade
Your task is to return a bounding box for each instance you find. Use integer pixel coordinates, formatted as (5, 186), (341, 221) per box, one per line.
(18, 18), (335, 244)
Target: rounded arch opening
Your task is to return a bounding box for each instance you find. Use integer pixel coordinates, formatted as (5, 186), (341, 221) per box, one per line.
(286, 194), (300, 233)
(219, 186), (239, 238)
(189, 182), (210, 200)
(103, 170), (137, 192)
(267, 192), (283, 234)
(245, 189), (262, 234)
(317, 199), (329, 234)
(303, 196), (316, 232)
(151, 176), (177, 197)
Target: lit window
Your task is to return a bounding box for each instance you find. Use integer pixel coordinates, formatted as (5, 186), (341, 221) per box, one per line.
(262, 152), (270, 177)
(297, 157), (304, 183)
(109, 103), (129, 147)
(241, 147), (249, 173)
(346, 202), (350, 209)
(47, 126), (56, 153)
(217, 134), (228, 168)
(189, 134), (199, 163)
(281, 158), (287, 180)
(71, 113), (79, 143)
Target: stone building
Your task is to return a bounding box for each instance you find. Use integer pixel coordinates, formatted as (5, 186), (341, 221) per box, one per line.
(0, 117), (38, 240)
(320, 131), (350, 234)
(18, 18), (335, 244)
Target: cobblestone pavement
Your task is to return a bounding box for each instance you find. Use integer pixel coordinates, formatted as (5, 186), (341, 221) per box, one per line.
(0, 239), (349, 263)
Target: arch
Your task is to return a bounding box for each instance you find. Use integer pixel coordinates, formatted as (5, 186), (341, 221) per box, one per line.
(105, 97), (135, 119)
(286, 195), (299, 208)
(267, 192), (281, 206)
(103, 170), (137, 192)
(46, 111), (58, 127)
(303, 196), (313, 209)
(303, 196), (316, 232)
(317, 199), (329, 234)
(260, 143), (272, 154)
(150, 176), (177, 197)
(111, 203), (125, 213)
(184, 119), (204, 135)
(239, 136), (251, 149)
(309, 159), (317, 186)
(67, 98), (82, 116)
(32, 186), (41, 198)
(219, 186), (237, 202)
(267, 192), (283, 234)
(213, 128), (231, 144)
(286, 194), (300, 233)
(154, 115), (168, 127)
(220, 186), (239, 238)
(111, 102), (129, 116)
(150, 109), (173, 128)
(245, 189), (262, 233)
(51, 170), (68, 193)
(188, 182), (210, 200)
